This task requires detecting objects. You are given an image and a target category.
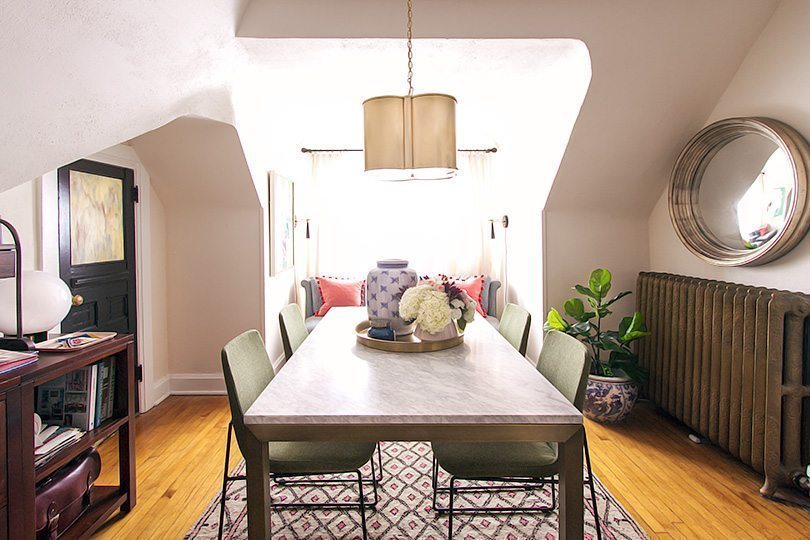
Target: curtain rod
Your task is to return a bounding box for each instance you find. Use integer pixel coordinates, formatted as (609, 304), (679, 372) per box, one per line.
(301, 147), (497, 153)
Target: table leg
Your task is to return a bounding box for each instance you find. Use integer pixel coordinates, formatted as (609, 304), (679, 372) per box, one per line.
(558, 425), (584, 539)
(244, 434), (271, 539)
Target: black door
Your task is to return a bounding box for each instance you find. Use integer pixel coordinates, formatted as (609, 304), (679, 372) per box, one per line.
(57, 159), (138, 371)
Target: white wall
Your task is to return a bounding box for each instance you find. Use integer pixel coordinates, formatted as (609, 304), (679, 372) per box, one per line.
(132, 116), (278, 394)
(0, 180), (40, 270)
(648, 0), (810, 294)
(163, 205), (264, 387)
(146, 185), (171, 401)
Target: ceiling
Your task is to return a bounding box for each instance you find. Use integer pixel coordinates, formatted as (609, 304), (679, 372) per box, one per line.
(235, 38), (591, 194)
(0, 0), (780, 215)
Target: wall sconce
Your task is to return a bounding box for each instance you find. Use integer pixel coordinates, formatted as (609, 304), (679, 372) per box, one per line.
(489, 215), (509, 239)
(295, 217), (311, 239)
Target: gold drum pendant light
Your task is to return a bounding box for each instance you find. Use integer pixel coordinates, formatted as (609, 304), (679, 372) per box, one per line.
(363, 0), (457, 181)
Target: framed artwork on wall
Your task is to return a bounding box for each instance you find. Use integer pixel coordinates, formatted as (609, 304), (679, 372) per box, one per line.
(269, 172), (294, 275)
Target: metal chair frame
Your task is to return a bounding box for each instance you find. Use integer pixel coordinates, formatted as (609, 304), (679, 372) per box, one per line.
(217, 422), (380, 540)
(432, 431), (602, 540)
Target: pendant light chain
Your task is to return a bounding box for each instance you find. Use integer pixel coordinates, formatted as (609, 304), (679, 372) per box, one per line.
(406, 0), (414, 96)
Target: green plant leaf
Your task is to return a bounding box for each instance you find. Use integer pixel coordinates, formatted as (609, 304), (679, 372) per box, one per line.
(563, 298), (585, 320)
(619, 311), (651, 342)
(586, 297), (599, 310)
(601, 339), (625, 352)
(457, 318), (467, 331)
(608, 349), (636, 362)
(618, 316), (633, 337)
(623, 330), (652, 342)
(589, 268), (612, 300)
(574, 284), (598, 300)
(611, 360), (648, 384)
(545, 308), (570, 331)
(597, 306), (612, 318)
(571, 321), (592, 335)
(604, 290), (632, 307)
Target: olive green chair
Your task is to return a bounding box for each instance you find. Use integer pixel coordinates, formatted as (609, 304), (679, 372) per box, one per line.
(278, 303), (384, 485)
(218, 330), (377, 539)
(498, 303), (531, 356)
(279, 303), (309, 361)
(431, 331), (602, 539)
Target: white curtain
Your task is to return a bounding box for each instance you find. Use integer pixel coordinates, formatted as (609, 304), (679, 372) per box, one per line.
(295, 151), (502, 284)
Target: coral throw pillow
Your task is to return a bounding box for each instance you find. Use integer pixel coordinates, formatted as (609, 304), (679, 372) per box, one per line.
(315, 277), (365, 316)
(452, 275), (487, 317)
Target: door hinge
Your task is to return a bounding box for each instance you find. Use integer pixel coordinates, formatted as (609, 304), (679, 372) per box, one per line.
(135, 364), (143, 382)
(131, 185), (140, 203)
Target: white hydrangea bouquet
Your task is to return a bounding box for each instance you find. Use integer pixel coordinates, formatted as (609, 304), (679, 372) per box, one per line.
(398, 279), (477, 338)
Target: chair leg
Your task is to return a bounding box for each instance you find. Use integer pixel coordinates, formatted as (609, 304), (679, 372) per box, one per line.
(432, 457), (439, 510)
(218, 422), (234, 540)
(447, 476), (456, 539)
(369, 456), (379, 508)
(584, 430), (602, 540)
(375, 441), (384, 481)
(551, 480), (557, 510)
(357, 470), (368, 540)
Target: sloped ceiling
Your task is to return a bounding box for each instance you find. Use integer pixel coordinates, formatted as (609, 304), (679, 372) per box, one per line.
(0, 0), (249, 193)
(238, 0), (779, 212)
(130, 116), (258, 210)
(1, 0), (778, 216)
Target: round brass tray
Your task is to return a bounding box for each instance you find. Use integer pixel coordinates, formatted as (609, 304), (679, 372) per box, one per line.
(355, 321), (464, 353)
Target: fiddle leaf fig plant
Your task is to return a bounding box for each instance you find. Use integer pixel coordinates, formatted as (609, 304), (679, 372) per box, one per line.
(545, 268), (650, 384)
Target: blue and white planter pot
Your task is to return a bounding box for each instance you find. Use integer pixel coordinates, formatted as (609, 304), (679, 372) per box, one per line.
(584, 373), (639, 423)
(367, 259), (418, 336)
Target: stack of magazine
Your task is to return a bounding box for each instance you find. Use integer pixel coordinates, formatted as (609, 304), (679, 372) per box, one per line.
(0, 349), (38, 374)
(34, 357), (116, 468)
(35, 425), (84, 468)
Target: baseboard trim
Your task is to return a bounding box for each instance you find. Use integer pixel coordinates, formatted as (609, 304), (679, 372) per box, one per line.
(152, 375), (171, 406)
(170, 373), (227, 395)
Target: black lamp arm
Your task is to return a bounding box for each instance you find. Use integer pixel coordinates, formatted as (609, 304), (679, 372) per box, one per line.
(0, 217), (23, 339)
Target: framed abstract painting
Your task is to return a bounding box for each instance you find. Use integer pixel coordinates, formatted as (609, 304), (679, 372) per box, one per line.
(269, 172), (294, 275)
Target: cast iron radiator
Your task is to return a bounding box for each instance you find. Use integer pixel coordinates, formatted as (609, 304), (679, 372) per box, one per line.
(636, 272), (810, 502)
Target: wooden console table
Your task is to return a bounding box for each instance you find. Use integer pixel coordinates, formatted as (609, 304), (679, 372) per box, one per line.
(0, 334), (136, 539)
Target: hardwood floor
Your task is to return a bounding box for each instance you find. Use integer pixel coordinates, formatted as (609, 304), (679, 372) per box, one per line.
(586, 401), (810, 539)
(93, 396), (810, 539)
(94, 396), (241, 539)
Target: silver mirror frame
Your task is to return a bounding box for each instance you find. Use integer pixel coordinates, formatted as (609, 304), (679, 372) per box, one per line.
(669, 117), (810, 266)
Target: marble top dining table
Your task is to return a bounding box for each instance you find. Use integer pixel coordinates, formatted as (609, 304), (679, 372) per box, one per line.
(242, 306), (584, 539)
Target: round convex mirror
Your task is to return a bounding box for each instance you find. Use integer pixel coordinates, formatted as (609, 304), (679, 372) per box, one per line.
(669, 118), (810, 266)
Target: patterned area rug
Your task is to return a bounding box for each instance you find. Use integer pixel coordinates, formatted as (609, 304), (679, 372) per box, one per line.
(186, 441), (647, 539)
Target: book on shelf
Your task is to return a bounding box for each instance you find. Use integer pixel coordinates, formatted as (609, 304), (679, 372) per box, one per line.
(36, 364), (98, 431)
(0, 348), (38, 374)
(35, 356), (116, 432)
(94, 356), (116, 426)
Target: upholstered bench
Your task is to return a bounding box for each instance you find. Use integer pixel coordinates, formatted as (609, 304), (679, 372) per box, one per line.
(300, 277), (502, 332)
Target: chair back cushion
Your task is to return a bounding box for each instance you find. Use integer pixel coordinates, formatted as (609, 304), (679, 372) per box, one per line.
(315, 277), (364, 316)
(498, 303), (531, 356)
(221, 330), (275, 440)
(279, 303), (308, 360)
(536, 331), (589, 410)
